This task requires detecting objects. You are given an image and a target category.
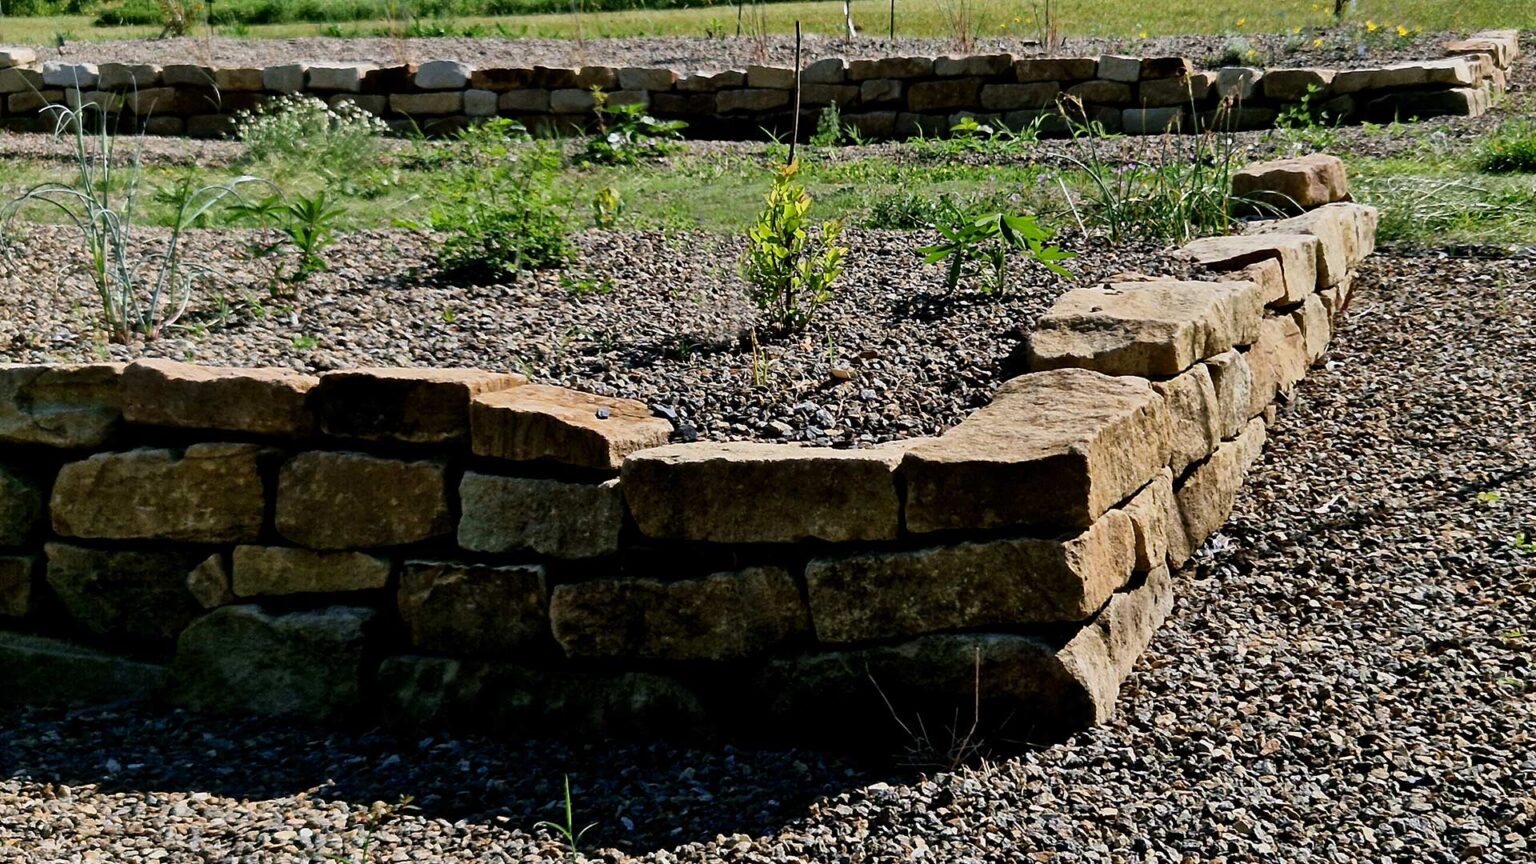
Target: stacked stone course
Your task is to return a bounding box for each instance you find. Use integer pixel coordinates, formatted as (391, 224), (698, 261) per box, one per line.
(0, 155), (1377, 750)
(0, 30), (1517, 139)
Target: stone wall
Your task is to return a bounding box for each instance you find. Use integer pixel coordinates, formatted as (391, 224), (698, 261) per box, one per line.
(0, 155), (1377, 752)
(0, 30), (1518, 139)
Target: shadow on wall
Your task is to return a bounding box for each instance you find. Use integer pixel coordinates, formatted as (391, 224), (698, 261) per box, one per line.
(0, 703), (892, 853)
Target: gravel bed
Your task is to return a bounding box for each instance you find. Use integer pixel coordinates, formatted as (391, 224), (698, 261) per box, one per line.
(2, 247), (1532, 861)
(37, 28), (1475, 72)
(0, 223), (1195, 445)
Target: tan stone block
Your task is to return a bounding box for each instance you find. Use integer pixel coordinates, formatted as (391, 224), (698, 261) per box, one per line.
(46, 543), (201, 644)
(122, 358), (317, 437)
(1215, 258), (1287, 306)
(803, 57), (847, 84)
(1029, 280), (1265, 376)
(213, 67), (264, 91)
(1179, 233), (1321, 305)
(389, 91), (464, 115)
(550, 567), (806, 661)
(1175, 417), (1267, 557)
(1015, 57), (1097, 82)
(1139, 72), (1215, 107)
(1098, 55), (1142, 83)
(51, 445), (266, 543)
(908, 77), (983, 112)
(903, 369), (1171, 532)
(1245, 317), (1309, 416)
(0, 556), (35, 618)
(1151, 364), (1223, 474)
(980, 81), (1060, 110)
(623, 443), (902, 543)
(470, 384), (670, 471)
(806, 511), (1135, 643)
(860, 78), (904, 103)
(97, 62), (160, 90)
(1055, 564), (1175, 723)
(0, 363), (122, 448)
(312, 367), (522, 445)
(1262, 68), (1335, 101)
(675, 69), (745, 91)
(186, 554), (233, 610)
(398, 561), (548, 658)
(1122, 470), (1184, 571)
(1232, 153), (1349, 212)
(1066, 79), (1133, 104)
(1332, 58), (1476, 94)
(1204, 349), (1254, 440)
(745, 64), (796, 89)
(1250, 202), (1378, 286)
(617, 66), (677, 90)
(716, 88), (789, 113)
(499, 88), (550, 112)
(847, 57), (934, 81)
(457, 473), (623, 559)
(1292, 293), (1332, 364)
(0, 465), (42, 547)
(261, 63), (305, 93)
(232, 546), (391, 597)
(0, 632), (167, 707)
(275, 451), (450, 549)
(469, 67), (535, 91)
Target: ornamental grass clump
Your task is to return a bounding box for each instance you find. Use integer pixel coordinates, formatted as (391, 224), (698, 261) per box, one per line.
(1476, 119), (1536, 174)
(741, 161), (847, 333)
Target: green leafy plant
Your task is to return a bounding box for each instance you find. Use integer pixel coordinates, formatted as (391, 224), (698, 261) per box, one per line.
(534, 775), (597, 860)
(741, 161), (847, 332)
(921, 208), (1074, 293)
(229, 191), (346, 289)
(576, 92), (687, 166)
(864, 191), (952, 230)
(1477, 120), (1536, 173)
(810, 102), (862, 147)
(592, 185), (624, 228)
(3, 104), (261, 343)
(234, 95), (390, 177)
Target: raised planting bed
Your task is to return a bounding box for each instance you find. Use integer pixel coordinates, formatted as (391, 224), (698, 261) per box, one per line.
(0, 155), (1379, 754)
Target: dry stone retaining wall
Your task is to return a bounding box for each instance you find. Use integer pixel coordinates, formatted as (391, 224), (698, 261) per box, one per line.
(0, 30), (1518, 139)
(0, 155), (1376, 751)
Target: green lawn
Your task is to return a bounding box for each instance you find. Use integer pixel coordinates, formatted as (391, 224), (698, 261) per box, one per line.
(3, 0), (1532, 45)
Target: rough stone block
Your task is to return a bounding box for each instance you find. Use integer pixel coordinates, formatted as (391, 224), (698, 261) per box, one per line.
(415, 59), (471, 89)
(1122, 470), (1183, 571)
(313, 366), (522, 445)
(1262, 67), (1336, 101)
(463, 88), (498, 116)
(51, 444), (266, 543)
(935, 53), (1014, 77)
(470, 67), (534, 91)
(980, 82), (1059, 110)
(803, 57), (847, 84)
(745, 64), (797, 89)
(122, 358), (317, 436)
(307, 63), (374, 92)
(458, 473), (623, 559)
(1141, 56), (1194, 80)
(1179, 233), (1321, 306)
(1232, 153), (1349, 213)
(907, 77), (983, 112)
(1175, 417), (1267, 557)
(0, 466), (42, 547)
(499, 88), (551, 112)
(550, 567), (807, 661)
(1292, 293), (1332, 364)
(390, 91), (464, 115)
(550, 87), (597, 113)
(1098, 55), (1142, 83)
(261, 63), (305, 93)
(0, 67), (41, 94)
(1250, 202), (1376, 287)
(187, 554), (233, 609)
(42, 61), (99, 89)
(1216, 66), (1263, 101)
(213, 67), (264, 91)
(859, 78), (904, 103)
(398, 561), (548, 657)
(1029, 280), (1265, 377)
(0, 47), (37, 68)
(0, 632), (167, 707)
(0, 556), (35, 617)
(172, 605), (375, 721)
(676, 69), (745, 91)
(1363, 86), (1489, 121)
(0, 363), (122, 448)
(1151, 364), (1223, 474)
(1204, 349), (1254, 440)
(232, 546), (391, 597)
(97, 62), (160, 90)
(717, 88), (790, 113)
(618, 66), (677, 91)
(847, 57), (933, 81)
(623, 443), (902, 543)
(45, 543), (202, 644)
(1139, 72), (1215, 107)
(807, 511), (1135, 643)
(1015, 57), (1098, 82)
(903, 369), (1171, 532)
(1055, 564), (1175, 724)
(1245, 317), (1309, 417)
(275, 451), (451, 549)
(1066, 79), (1133, 104)
(7, 89), (56, 114)
(470, 384), (670, 471)
(800, 83), (860, 106)
(1332, 59), (1476, 94)
(1123, 106), (1184, 134)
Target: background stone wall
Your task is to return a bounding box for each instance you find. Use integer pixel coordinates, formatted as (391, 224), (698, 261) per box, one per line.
(0, 155), (1377, 752)
(0, 29), (1518, 139)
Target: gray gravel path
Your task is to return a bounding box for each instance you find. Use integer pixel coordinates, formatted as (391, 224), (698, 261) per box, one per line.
(1, 247), (1532, 862)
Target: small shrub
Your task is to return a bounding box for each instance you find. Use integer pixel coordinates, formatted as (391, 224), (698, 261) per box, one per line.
(920, 208), (1074, 293)
(810, 102), (858, 148)
(1477, 120), (1536, 173)
(741, 161), (847, 332)
(575, 94), (686, 166)
(228, 191), (346, 290)
(425, 131), (570, 279)
(864, 191), (950, 230)
(592, 185), (624, 228)
(234, 95), (390, 173)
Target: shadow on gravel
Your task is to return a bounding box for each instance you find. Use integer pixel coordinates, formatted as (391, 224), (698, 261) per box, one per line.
(0, 705), (888, 851)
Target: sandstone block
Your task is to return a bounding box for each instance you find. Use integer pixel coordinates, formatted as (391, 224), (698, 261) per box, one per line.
(0, 47), (37, 68)
(261, 63), (305, 93)
(860, 78), (904, 103)
(1262, 67), (1336, 101)
(1098, 55), (1142, 83)
(1122, 470), (1184, 571)
(43, 61), (99, 89)
(1216, 66), (1263, 100)
(97, 62), (160, 90)
(390, 91), (464, 115)
(1446, 34), (1518, 68)
(903, 369), (1171, 532)
(0, 632), (167, 707)
(186, 554), (233, 609)
(800, 83), (860, 106)
(313, 366), (522, 445)
(0, 363), (122, 448)
(1250, 202), (1376, 287)
(307, 63), (374, 92)
(275, 451), (451, 549)
(1123, 106), (1184, 134)
(1179, 233), (1320, 305)
(51, 444), (266, 543)
(122, 358), (317, 436)
(1176, 418), (1267, 557)
(415, 59), (471, 89)
(470, 384), (670, 470)
(1139, 71), (1215, 107)
(908, 77), (983, 112)
(1029, 280), (1265, 376)
(0, 556), (35, 617)
(803, 57), (847, 84)
(623, 443), (902, 543)
(935, 53), (1014, 77)
(499, 88), (551, 112)
(458, 473), (623, 559)
(847, 57), (933, 81)
(463, 88), (498, 116)
(398, 561), (548, 657)
(1232, 153), (1349, 212)
(470, 67), (534, 90)
(1141, 56), (1194, 80)
(676, 69), (745, 91)
(1015, 57), (1097, 82)
(845, 110), (897, 138)
(1363, 87), (1489, 121)
(1245, 317), (1310, 417)
(717, 88), (789, 113)
(1292, 293), (1332, 364)
(1150, 363), (1223, 474)
(213, 67), (264, 91)
(8, 89), (58, 114)
(1204, 349), (1254, 440)
(0, 67), (42, 94)
(980, 82), (1059, 110)
(45, 543), (202, 644)
(172, 605), (375, 721)
(745, 64), (796, 89)
(0, 465), (42, 547)
(1055, 564), (1174, 724)
(1332, 59), (1476, 94)
(1066, 79), (1133, 104)
(232, 546), (391, 597)
(551, 567), (806, 661)
(807, 511), (1135, 643)
(529, 66), (578, 89)
(618, 66), (677, 90)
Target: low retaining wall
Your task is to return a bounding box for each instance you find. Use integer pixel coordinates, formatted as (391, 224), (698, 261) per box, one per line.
(0, 30), (1519, 139)
(0, 155), (1376, 751)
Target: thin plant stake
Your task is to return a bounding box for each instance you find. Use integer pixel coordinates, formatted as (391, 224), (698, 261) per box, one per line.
(789, 21), (803, 165)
